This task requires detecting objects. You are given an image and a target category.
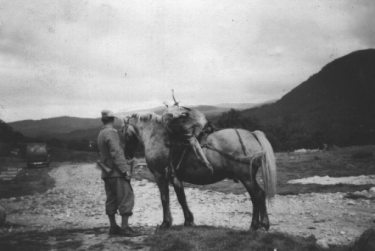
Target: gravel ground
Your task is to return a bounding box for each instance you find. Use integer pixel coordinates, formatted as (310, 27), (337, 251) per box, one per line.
(1, 163), (375, 249)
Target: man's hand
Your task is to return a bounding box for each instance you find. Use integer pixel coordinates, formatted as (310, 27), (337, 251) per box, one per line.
(123, 171), (131, 181)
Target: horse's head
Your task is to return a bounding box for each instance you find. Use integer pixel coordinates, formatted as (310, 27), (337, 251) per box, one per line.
(120, 116), (139, 159)
(162, 90), (207, 136)
(162, 104), (191, 121)
(162, 104), (207, 137)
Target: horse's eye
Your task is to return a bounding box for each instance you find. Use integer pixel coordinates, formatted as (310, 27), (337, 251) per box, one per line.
(181, 112), (188, 117)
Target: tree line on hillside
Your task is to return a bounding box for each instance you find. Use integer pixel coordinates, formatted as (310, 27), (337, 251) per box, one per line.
(0, 120), (98, 156)
(1, 107), (370, 156)
(0, 120), (27, 144)
(216, 109), (326, 152)
(0, 112), (336, 157)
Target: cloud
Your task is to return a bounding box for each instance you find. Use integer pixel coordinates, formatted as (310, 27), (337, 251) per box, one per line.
(345, 0), (375, 47)
(0, 0), (374, 122)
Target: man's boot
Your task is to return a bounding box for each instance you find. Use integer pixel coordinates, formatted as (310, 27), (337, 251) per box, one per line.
(108, 215), (122, 235)
(120, 215), (142, 237)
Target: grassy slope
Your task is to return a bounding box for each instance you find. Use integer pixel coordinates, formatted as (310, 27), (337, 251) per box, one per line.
(239, 49), (375, 146)
(145, 226), (347, 251)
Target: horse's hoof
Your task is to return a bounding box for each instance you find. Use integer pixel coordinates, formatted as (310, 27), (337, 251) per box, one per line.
(184, 221), (196, 227)
(249, 225), (260, 231)
(159, 221), (172, 229)
(154, 225), (160, 234)
(260, 220), (270, 231)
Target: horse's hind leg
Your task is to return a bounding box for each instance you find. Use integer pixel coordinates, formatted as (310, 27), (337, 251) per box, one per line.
(238, 164), (270, 231)
(253, 175), (270, 230)
(238, 176), (260, 231)
(172, 182), (195, 226)
(251, 164), (270, 230)
(154, 172), (173, 229)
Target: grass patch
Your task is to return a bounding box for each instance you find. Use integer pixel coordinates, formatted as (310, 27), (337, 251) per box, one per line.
(49, 147), (97, 163)
(144, 226), (349, 251)
(0, 228), (87, 251)
(0, 159), (55, 199)
(351, 151), (374, 159)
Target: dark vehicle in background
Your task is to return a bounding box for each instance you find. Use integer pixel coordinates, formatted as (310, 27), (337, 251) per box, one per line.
(26, 143), (50, 168)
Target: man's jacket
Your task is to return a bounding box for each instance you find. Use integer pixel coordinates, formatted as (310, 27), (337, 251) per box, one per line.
(97, 125), (130, 178)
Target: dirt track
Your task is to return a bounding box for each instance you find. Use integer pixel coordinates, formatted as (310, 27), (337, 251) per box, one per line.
(1, 163), (375, 249)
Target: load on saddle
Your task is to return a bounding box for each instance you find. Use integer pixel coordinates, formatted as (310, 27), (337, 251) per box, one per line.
(162, 92), (215, 186)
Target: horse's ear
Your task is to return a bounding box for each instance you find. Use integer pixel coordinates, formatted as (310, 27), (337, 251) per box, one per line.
(172, 89), (180, 106)
(181, 106), (191, 111)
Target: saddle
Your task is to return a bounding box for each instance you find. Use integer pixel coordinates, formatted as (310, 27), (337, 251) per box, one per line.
(165, 121), (216, 187)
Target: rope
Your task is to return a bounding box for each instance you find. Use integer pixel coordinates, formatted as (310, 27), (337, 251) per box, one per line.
(201, 143), (262, 165)
(234, 129), (250, 181)
(202, 129), (265, 183)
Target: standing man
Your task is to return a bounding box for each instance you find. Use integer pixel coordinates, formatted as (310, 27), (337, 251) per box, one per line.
(97, 109), (140, 237)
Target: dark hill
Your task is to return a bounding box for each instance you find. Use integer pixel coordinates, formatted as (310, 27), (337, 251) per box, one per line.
(241, 49), (375, 146)
(9, 103), (258, 141)
(9, 116), (102, 139)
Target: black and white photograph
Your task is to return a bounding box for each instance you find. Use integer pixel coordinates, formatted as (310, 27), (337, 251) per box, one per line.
(0, 0), (374, 250)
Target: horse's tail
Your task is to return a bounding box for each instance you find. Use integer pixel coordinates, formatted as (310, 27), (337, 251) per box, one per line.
(253, 130), (277, 200)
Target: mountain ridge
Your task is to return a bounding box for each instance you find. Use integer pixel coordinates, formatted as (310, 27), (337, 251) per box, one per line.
(240, 49), (375, 145)
(9, 103), (260, 139)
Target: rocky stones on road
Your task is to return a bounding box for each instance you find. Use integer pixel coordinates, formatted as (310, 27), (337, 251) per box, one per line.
(1, 163), (374, 247)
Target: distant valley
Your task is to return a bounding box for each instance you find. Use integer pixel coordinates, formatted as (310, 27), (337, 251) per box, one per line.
(9, 103), (263, 141)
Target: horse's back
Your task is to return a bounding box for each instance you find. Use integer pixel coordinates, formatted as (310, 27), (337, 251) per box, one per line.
(207, 128), (263, 155)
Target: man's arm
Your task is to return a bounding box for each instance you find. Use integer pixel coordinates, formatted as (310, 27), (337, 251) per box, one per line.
(106, 129), (130, 174)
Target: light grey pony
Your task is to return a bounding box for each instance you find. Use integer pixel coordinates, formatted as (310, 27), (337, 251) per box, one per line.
(120, 112), (276, 231)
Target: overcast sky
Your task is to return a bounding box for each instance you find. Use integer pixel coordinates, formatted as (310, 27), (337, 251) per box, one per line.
(1, 0), (374, 122)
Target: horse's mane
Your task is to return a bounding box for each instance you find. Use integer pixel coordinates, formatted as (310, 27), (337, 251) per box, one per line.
(128, 112), (162, 123)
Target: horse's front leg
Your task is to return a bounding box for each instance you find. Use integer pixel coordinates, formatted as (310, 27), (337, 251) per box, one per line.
(154, 172), (173, 228)
(172, 181), (195, 226)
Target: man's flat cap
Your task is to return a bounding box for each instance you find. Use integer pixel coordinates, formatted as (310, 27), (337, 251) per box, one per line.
(101, 109), (117, 119)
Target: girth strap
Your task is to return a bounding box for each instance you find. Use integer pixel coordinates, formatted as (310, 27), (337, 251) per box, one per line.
(250, 131), (262, 147)
(234, 129), (247, 156)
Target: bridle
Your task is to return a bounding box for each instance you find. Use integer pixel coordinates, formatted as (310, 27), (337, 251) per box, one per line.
(121, 116), (139, 162)
(121, 116), (131, 136)
(121, 116), (139, 138)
